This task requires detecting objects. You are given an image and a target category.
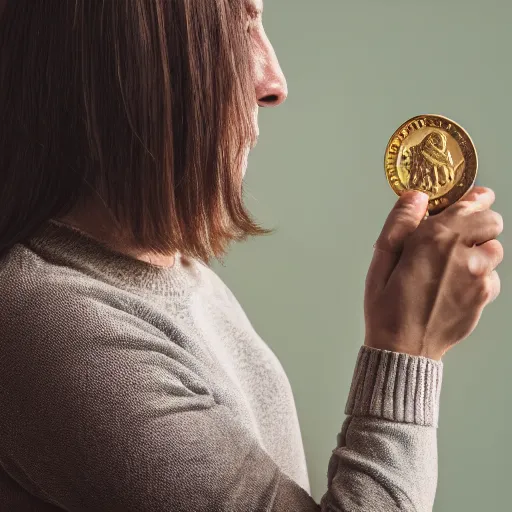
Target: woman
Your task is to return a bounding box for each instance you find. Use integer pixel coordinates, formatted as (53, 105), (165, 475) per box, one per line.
(0, 1), (503, 511)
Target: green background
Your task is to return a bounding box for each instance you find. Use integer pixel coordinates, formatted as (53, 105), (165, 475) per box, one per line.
(213, 1), (510, 510)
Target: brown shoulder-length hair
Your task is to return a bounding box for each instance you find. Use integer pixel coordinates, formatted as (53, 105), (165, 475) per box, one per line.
(0, 0), (272, 264)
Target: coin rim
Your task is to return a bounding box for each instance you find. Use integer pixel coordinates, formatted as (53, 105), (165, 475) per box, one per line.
(384, 114), (478, 214)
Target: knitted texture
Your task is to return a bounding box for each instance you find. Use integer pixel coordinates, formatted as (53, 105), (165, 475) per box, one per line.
(0, 220), (443, 511)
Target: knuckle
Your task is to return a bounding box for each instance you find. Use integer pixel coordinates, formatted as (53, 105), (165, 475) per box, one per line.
(492, 240), (504, 262)
(490, 211), (504, 234)
(459, 194), (485, 209)
(395, 208), (423, 231)
(462, 186), (494, 202)
(477, 272), (500, 303)
(454, 199), (473, 211)
(476, 277), (494, 303)
(375, 232), (396, 253)
(466, 254), (481, 276)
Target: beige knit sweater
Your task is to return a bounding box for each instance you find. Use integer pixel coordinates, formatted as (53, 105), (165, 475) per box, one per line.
(0, 219), (443, 511)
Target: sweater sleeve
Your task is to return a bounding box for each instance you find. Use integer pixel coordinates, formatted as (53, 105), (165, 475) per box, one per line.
(0, 301), (442, 511)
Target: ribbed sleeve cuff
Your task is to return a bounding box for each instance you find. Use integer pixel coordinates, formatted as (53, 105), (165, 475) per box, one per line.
(345, 346), (443, 428)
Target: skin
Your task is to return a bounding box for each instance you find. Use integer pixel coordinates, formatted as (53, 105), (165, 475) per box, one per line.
(57, 0), (288, 269)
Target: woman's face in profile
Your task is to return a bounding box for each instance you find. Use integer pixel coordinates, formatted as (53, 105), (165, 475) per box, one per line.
(243, 0), (288, 175)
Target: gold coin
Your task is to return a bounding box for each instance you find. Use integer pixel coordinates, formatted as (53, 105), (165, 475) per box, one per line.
(384, 115), (478, 215)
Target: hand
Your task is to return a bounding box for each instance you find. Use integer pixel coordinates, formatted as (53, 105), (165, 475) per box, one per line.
(364, 186), (503, 361)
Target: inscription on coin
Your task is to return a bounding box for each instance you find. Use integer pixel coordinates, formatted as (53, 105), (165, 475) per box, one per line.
(384, 115), (478, 215)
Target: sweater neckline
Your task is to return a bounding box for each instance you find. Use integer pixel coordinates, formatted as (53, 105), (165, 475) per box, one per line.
(24, 219), (205, 298)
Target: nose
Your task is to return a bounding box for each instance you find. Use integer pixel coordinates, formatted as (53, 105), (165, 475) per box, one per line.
(255, 35), (288, 107)
(257, 79), (287, 107)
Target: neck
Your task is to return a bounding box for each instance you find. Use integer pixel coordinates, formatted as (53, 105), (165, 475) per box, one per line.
(55, 199), (176, 269)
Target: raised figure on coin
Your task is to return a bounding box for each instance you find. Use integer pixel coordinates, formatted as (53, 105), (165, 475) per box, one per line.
(402, 130), (460, 195)
(385, 115), (478, 214)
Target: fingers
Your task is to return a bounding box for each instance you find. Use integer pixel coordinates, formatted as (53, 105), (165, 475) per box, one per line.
(369, 191), (429, 294)
(480, 270), (501, 305)
(467, 243), (502, 305)
(461, 186), (495, 205)
(457, 186), (503, 305)
(455, 186), (495, 213)
(374, 191), (429, 253)
(487, 270), (501, 304)
(467, 239), (504, 276)
(461, 210), (504, 246)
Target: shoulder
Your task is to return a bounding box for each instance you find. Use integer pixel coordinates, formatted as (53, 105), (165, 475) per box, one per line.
(0, 243), (160, 364)
(0, 244), (212, 405)
(1, 242), (108, 320)
(0, 242), (85, 322)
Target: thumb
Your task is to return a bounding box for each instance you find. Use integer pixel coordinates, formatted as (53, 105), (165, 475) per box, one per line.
(366, 190), (429, 294)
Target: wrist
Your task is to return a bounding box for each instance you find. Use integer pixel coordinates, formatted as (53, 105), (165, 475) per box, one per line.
(364, 336), (443, 361)
(346, 346), (444, 427)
